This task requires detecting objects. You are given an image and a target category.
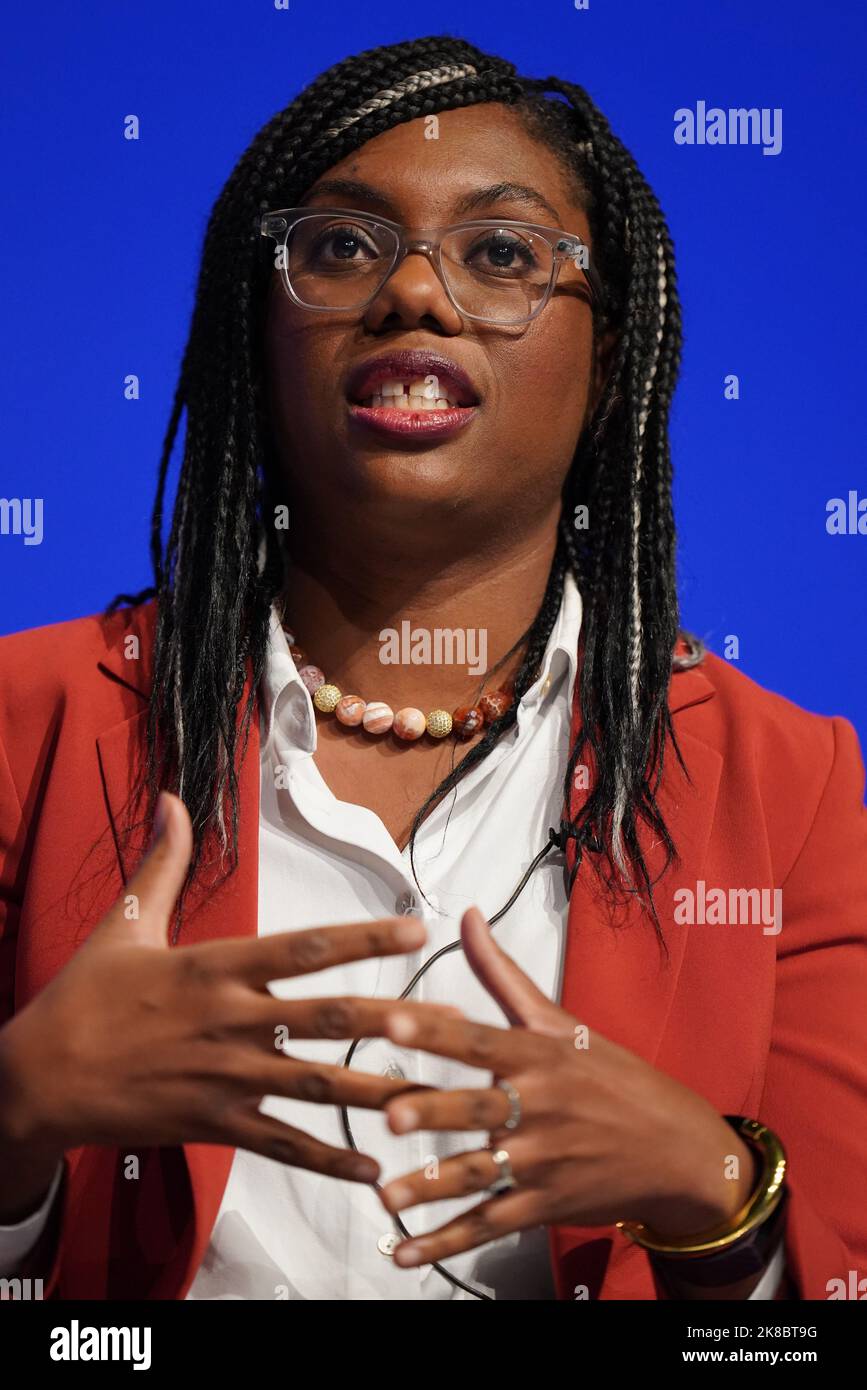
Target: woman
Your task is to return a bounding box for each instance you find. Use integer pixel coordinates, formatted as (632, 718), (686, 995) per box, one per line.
(0, 34), (865, 1302)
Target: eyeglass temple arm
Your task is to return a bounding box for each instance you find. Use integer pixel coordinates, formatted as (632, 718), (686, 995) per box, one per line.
(553, 235), (604, 307)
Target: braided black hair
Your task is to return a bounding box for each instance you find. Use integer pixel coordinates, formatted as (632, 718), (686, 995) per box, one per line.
(106, 34), (703, 945)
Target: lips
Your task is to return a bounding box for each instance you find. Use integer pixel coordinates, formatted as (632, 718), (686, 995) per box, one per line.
(344, 350), (480, 408)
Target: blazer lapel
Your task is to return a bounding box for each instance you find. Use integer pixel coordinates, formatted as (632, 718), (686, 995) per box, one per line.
(550, 646), (722, 1299)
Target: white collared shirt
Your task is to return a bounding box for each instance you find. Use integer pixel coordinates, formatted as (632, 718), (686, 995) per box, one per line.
(0, 570), (784, 1299)
(187, 573), (583, 1300)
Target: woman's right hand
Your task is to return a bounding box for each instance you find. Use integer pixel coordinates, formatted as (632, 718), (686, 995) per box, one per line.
(0, 791), (443, 1217)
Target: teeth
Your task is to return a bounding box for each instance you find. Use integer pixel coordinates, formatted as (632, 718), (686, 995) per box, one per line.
(360, 376), (460, 409)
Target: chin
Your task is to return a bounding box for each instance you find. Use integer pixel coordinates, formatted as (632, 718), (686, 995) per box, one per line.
(336, 442), (476, 501)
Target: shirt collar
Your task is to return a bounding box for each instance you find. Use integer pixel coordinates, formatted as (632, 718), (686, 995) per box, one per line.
(260, 569), (582, 753)
(522, 566), (581, 712)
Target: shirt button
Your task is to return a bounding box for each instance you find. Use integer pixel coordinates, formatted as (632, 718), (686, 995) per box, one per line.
(396, 890), (420, 916)
(377, 1233), (400, 1257)
(382, 1059), (406, 1080)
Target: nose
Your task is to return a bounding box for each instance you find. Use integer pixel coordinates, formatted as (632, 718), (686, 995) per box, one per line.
(362, 242), (463, 333)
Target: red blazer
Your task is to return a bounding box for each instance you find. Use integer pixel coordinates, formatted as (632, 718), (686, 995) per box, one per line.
(1, 599), (866, 1301)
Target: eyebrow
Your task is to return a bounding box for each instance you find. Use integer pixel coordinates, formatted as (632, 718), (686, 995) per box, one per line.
(298, 177), (563, 225)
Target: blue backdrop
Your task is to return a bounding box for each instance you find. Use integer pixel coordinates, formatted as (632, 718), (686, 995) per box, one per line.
(2, 1), (865, 747)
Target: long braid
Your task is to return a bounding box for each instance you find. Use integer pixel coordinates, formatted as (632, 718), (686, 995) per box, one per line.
(508, 77), (690, 933)
(106, 36), (698, 943)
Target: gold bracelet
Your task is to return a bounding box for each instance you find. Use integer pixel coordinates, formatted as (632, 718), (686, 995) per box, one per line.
(616, 1116), (787, 1258)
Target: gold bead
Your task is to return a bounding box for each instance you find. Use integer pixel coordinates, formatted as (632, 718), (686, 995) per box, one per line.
(426, 709), (452, 738)
(313, 683), (341, 713)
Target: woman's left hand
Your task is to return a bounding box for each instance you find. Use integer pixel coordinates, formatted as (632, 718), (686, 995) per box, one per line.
(378, 906), (757, 1268)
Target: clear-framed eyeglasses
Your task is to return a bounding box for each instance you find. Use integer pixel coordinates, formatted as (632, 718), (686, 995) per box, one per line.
(259, 207), (604, 326)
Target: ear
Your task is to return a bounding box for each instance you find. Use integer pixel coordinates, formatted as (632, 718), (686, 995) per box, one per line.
(587, 326), (619, 421)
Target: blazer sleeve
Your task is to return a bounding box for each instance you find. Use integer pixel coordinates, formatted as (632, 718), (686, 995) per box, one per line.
(759, 713), (867, 1299)
(0, 725), (69, 1296)
(0, 728), (24, 1030)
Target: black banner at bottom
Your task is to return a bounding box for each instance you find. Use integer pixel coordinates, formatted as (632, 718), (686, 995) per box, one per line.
(1, 1294), (862, 1375)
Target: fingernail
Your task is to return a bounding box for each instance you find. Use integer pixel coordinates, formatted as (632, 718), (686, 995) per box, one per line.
(390, 1105), (418, 1133)
(351, 1156), (379, 1182)
(395, 921), (425, 948)
(394, 1243), (423, 1267)
(383, 1182), (412, 1209)
(387, 1012), (418, 1043)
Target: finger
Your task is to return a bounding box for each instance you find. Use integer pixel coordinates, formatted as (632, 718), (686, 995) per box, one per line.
(385, 1080), (535, 1136)
(97, 791), (192, 946)
(215, 917), (427, 987)
(389, 1190), (544, 1267)
(228, 1110), (380, 1184)
(245, 995), (466, 1048)
(230, 1051), (437, 1111)
(461, 906), (567, 1033)
(382, 1008), (549, 1074)
(380, 1139), (539, 1214)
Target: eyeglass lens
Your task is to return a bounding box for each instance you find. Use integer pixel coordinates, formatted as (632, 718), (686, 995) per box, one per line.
(282, 214), (560, 324)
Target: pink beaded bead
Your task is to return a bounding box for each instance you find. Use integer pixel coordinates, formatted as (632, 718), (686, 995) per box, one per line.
(298, 665), (326, 695)
(362, 701), (394, 734)
(335, 694), (366, 726)
(393, 707), (426, 741)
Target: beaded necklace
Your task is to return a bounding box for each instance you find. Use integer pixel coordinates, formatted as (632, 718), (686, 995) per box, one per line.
(281, 626), (528, 744)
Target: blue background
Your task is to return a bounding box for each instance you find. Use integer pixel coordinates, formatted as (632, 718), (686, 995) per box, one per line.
(2, 1), (865, 746)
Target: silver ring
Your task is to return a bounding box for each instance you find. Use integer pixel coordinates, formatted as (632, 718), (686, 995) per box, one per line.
(487, 1147), (517, 1198)
(495, 1078), (522, 1131)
